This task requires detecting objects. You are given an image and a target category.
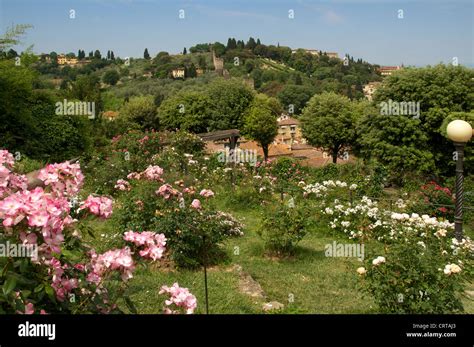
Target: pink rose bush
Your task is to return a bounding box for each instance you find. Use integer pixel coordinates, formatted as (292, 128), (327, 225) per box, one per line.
(143, 165), (164, 181)
(159, 283), (197, 314)
(190, 199), (201, 210)
(0, 150), (196, 315)
(126, 165), (164, 182)
(0, 187), (72, 255)
(0, 150), (28, 198)
(48, 258), (79, 302)
(119, 167), (243, 268)
(124, 231), (167, 261)
(156, 183), (181, 200)
(79, 195), (113, 219)
(199, 189), (215, 198)
(0, 150), (15, 167)
(38, 161), (84, 197)
(114, 179), (131, 191)
(87, 247), (135, 284)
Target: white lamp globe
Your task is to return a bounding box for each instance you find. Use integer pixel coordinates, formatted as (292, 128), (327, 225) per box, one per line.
(447, 120), (473, 143)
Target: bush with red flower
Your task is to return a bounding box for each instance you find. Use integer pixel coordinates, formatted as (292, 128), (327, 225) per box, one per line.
(414, 181), (455, 221)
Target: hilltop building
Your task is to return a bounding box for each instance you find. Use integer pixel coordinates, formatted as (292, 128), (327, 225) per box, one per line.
(291, 49), (339, 59)
(57, 54), (78, 65)
(378, 66), (402, 76)
(171, 68), (185, 79)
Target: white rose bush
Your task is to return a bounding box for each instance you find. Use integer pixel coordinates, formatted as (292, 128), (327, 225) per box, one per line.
(304, 178), (474, 313)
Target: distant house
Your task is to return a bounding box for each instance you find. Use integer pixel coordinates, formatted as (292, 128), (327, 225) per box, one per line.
(326, 52), (339, 59)
(276, 115), (306, 145)
(363, 81), (382, 101)
(171, 68), (185, 79)
(291, 49), (339, 59)
(378, 66), (401, 76)
(196, 68), (204, 76)
(57, 54), (78, 66)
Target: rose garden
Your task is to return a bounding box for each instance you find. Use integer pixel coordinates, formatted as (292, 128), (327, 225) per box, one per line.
(0, 127), (472, 314)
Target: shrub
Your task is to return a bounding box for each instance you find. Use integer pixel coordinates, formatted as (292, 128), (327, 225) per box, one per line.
(258, 204), (308, 256)
(155, 208), (243, 268)
(120, 95), (158, 129)
(410, 181), (455, 221)
(84, 130), (164, 194)
(116, 171), (243, 268)
(358, 220), (473, 313)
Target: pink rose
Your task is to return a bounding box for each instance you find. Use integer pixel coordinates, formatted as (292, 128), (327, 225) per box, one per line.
(191, 199), (201, 210)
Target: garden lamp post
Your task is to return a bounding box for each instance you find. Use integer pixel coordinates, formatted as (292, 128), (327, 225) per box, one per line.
(446, 120), (473, 241)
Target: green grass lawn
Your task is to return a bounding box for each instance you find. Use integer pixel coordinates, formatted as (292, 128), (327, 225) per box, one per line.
(85, 196), (473, 314)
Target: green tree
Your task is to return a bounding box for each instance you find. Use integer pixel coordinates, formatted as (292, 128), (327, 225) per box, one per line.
(205, 78), (255, 130)
(277, 84), (315, 115)
(197, 55), (206, 69)
(243, 94), (279, 160)
(185, 63), (197, 78)
(362, 64), (474, 177)
(0, 60), (36, 152)
(158, 90), (212, 133)
(144, 48), (150, 60)
(0, 24), (31, 53)
(94, 50), (101, 60)
(69, 75), (103, 113)
(153, 51), (171, 65)
(183, 47), (187, 55)
(212, 42), (226, 57)
(246, 37), (257, 50)
(226, 38), (237, 50)
(102, 69), (120, 86)
(120, 95), (159, 129)
(0, 61), (92, 161)
(49, 51), (58, 62)
(189, 43), (210, 53)
(300, 92), (358, 163)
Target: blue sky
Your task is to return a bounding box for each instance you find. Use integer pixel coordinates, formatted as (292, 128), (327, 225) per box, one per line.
(1, 0), (473, 66)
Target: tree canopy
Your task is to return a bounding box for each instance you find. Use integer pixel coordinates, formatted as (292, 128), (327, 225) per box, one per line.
(300, 92), (359, 163)
(243, 94), (279, 160)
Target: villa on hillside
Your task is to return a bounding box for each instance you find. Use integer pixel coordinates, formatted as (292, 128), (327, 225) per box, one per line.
(378, 66), (402, 76)
(171, 68), (185, 79)
(291, 49), (339, 59)
(57, 54), (78, 65)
